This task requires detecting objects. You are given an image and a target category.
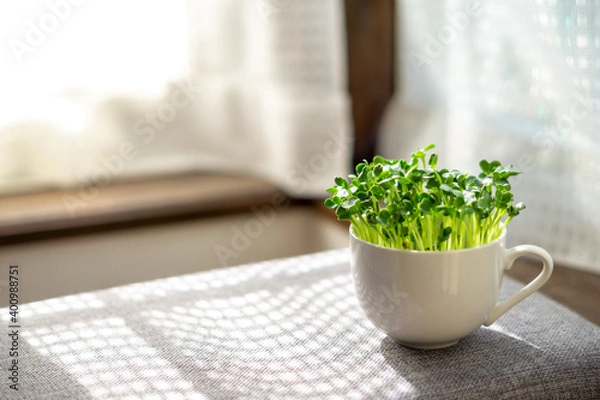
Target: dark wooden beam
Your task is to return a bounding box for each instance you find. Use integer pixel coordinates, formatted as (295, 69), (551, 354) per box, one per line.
(344, 0), (395, 165)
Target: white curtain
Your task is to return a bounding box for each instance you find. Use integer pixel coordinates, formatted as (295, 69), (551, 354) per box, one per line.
(0, 0), (189, 193)
(381, 0), (600, 273)
(186, 0), (351, 197)
(0, 0), (351, 198)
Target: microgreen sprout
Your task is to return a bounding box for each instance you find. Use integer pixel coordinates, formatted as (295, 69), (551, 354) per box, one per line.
(324, 144), (525, 251)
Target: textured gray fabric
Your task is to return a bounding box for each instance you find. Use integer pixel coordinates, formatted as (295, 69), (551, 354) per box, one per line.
(1, 249), (599, 399)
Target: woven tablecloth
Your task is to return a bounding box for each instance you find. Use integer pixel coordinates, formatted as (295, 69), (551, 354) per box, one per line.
(1, 249), (599, 399)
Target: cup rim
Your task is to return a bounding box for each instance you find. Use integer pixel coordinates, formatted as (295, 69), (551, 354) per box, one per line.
(349, 225), (506, 254)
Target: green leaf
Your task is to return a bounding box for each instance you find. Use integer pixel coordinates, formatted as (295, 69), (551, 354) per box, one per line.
(479, 160), (491, 174)
(477, 193), (493, 209)
(371, 185), (385, 198)
(356, 190), (369, 200)
(340, 197), (358, 209)
(373, 155), (387, 164)
(438, 226), (452, 243)
(336, 208), (351, 220)
(463, 191), (477, 205)
(336, 188), (349, 198)
(453, 196), (465, 208)
(440, 184), (462, 197)
(366, 210), (377, 225)
(419, 197), (432, 212)
(500, 191), (513, 205)
(334, 176), (346, 187)
(324, 198), (336, 208)
(373, 164), (384, 177)
(508, 202), (526, 217)
(355, 163), (366, 174)
(428, 153), (438, 169)
(377, 209), (391, 225)
(412, 150), (425, 159)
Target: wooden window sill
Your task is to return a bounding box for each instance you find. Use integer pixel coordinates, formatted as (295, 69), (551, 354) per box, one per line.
(0, 173), (285, 244)
(505, 259), (600, 326)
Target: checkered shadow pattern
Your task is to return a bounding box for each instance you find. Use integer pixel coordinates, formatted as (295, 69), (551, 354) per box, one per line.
(1, 250), (599, 399)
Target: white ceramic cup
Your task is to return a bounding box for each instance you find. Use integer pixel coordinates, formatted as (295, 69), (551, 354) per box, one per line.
(350, 227), (553, 349)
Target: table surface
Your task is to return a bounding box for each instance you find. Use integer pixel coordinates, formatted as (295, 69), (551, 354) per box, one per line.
(1, 249), (599, 399)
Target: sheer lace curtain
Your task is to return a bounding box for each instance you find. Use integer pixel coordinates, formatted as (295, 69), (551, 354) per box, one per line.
(381, 0), (600, 273)
(0, 0), (351, 198)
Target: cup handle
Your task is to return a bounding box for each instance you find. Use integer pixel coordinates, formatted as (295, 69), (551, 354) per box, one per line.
(484, 245), (553, 326)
